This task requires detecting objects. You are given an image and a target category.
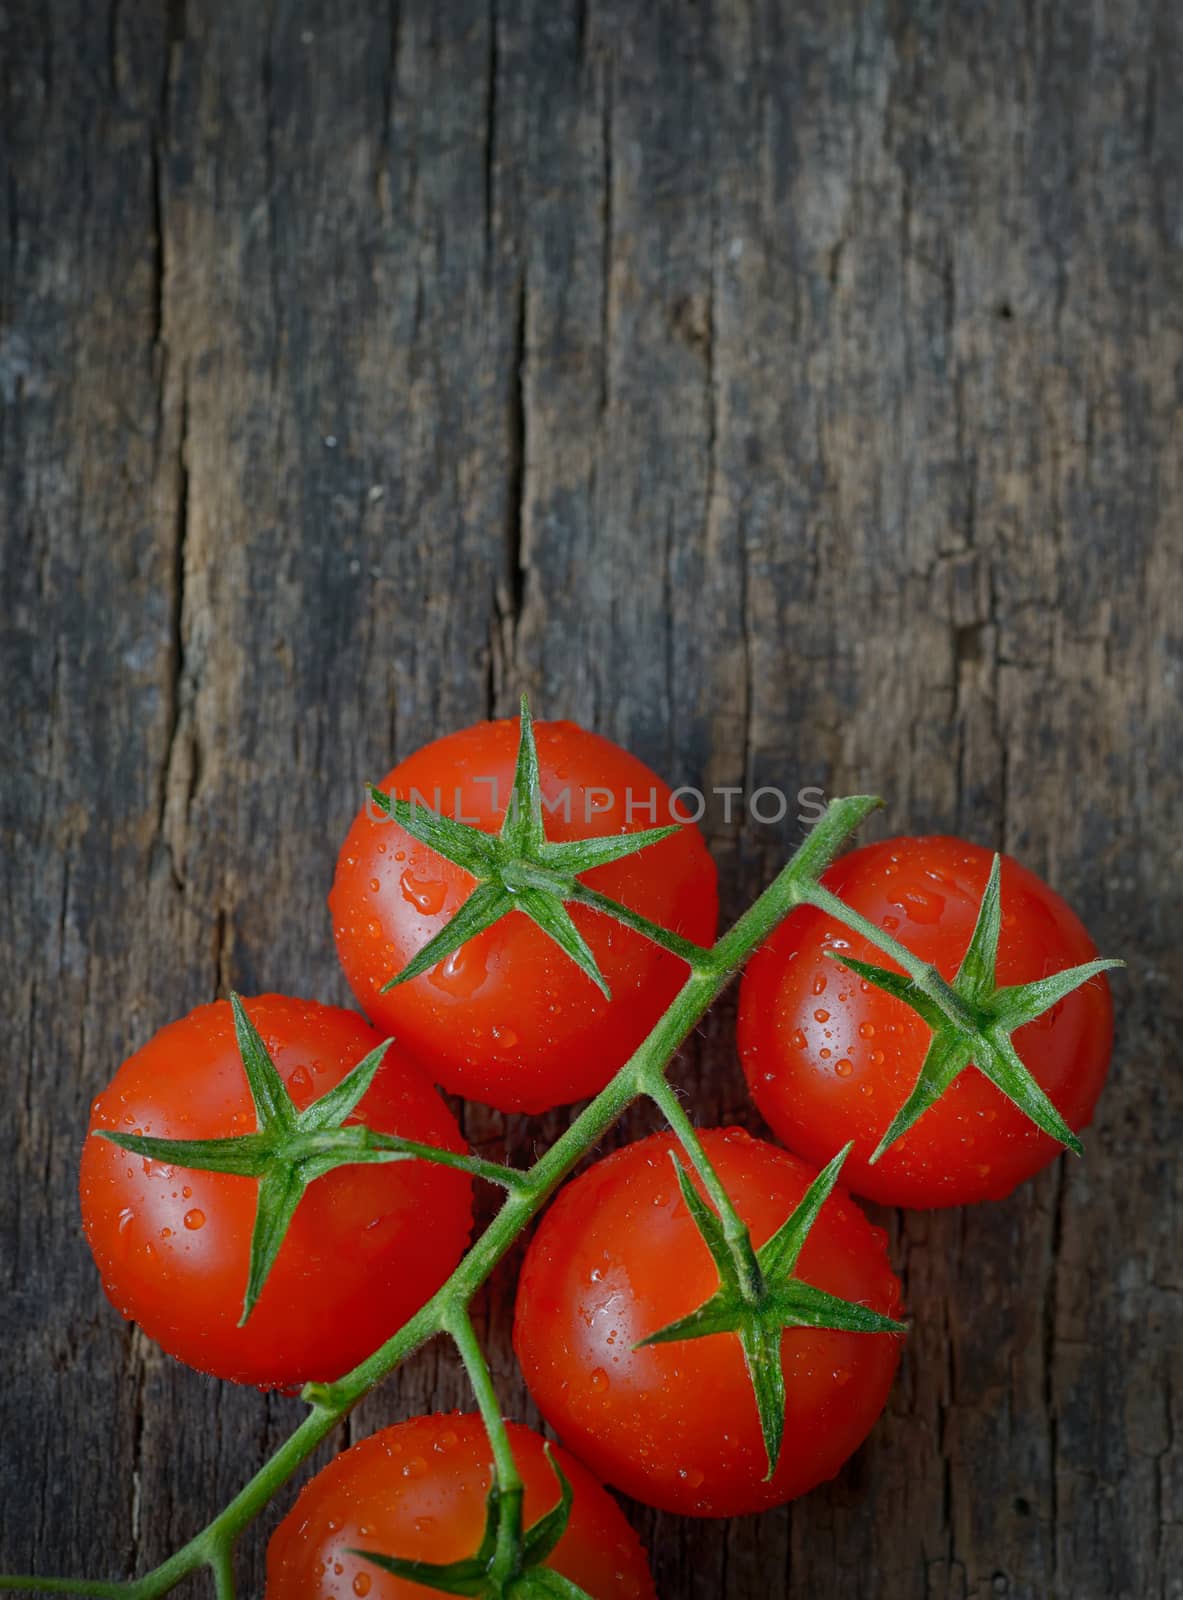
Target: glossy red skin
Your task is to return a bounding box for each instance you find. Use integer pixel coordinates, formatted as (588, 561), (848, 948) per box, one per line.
(330, 716), (718, 1113)
(265, 1413), (657, 1600)
(513, 1129), (903, 1517)
(80, 995), (473, 1389)
(738, 836), (1115, 1208)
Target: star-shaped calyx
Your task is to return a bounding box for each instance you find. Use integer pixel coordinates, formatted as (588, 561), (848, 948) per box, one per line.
(368, 697), (693, 998)
(825, 854), (1123, 1162)
(354, 1445), (592, 1599)
(639, 1145), (905, 1477)
(96, 995), (434, 1325)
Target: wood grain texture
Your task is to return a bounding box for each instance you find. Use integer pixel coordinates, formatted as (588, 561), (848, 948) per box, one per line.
(1, 1), (1179, 1595)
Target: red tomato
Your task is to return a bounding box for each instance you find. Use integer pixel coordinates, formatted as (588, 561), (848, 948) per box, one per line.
(513, 1129), (902, 1517)
(738, 835), (1115, 1207)
(80, 995), (473, 1388)
(265, 1413), (657, 1599)
(330, 716), (718, 1113)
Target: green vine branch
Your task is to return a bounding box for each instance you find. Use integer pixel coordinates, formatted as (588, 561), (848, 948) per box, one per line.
(0, 705), (1119, 1595)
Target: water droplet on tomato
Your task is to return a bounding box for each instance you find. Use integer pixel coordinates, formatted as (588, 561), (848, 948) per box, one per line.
(369, 877), (381, 893)
(590, 1367), (609, 1392)
(901, 888), (945, 924)
(117, 1207), (135, 1234)
(835, 1059), (853, 1077)
(400, 868), (447, 915)
(791, 1028), (807, 1050)
(814, 1009), (830, 1023)
(403, 1455), (427, 1478)
(882, 915), (900, 931)
(160, 1226), (173, 1239)
(859, 1021), (875, 1040)
(812, 973), (827, 996)
(491, 1024), (518, 1048)
(430, 944), (489, 998)
(184, 1209), (205, 1231)
(352, 1576), (372, 1597)
(289, 1065), (312, 1094)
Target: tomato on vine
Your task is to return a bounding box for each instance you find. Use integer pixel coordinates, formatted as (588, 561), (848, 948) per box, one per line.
(80, 994), (473, 1388)
(265, 1413), (657, 1599)
(330, 704), (718, 1112)
(7, 772), (1126, 1598)
(738, 836), (1117, 1206)
(513, 1128), (904, 1518)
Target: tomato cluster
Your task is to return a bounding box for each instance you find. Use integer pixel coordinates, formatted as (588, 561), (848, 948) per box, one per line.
(70, 711), (1114, 1597)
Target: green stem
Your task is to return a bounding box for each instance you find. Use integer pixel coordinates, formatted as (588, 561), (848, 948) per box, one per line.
(646, 1076), (763, 1303)
(447, 1308), (523, 1584)
(208, 1548), (235, 1600)
(2, 797), (885, 1599)
(447, 1308), (522, 1497)
(801, 882), (975, 1030)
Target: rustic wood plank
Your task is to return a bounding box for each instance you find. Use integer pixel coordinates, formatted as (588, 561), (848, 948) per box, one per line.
(1, 1), (1178, 1596)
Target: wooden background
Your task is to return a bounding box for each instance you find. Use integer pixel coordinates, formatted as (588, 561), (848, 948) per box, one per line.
(2, 2), (1179, 1596)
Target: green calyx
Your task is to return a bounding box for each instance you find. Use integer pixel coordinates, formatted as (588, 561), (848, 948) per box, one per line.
(352, 1445), (592, 1599)
(638, 1145), (906, 1479)
(820, 854), (1124, 1162)
(369, 696), (698, 1000)
(96, 994), (432, 1326)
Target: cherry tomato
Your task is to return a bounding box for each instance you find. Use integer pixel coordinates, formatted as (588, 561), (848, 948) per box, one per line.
(80, 995), (473, 1388)
(738, 835), (1114, 1207)
(513, 1128), (902, 1517)
(330, 715), (718, 1112)
(265, 1412), (657, 1599)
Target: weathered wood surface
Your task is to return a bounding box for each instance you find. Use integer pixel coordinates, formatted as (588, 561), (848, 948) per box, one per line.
(1, 2), (1180, 1595)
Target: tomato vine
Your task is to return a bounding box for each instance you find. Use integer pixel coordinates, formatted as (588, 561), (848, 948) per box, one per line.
(0, 704), (1119, 1599)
